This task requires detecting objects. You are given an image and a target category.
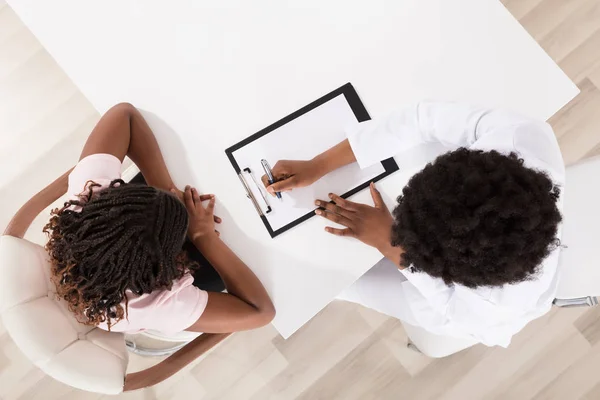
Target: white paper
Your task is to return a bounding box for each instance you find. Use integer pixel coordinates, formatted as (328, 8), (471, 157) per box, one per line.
(232, 94), (385, 232)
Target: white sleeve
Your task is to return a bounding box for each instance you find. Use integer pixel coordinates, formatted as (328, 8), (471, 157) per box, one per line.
(346, 101), (540, 169)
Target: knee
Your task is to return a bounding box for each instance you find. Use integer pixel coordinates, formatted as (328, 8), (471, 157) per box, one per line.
(109, 102), (136, 115)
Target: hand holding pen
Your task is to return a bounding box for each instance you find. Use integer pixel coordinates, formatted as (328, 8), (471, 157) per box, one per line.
(261, 159), (325, 196)
(261, 159), (282, 199)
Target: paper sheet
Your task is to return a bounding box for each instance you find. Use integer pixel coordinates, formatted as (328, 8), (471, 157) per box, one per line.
(231, 94), (384, 232)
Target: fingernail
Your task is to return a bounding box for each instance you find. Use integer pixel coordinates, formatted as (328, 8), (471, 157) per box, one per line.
(267, 187), (274, 193)
(329, 193), (334, 199)
(186, 185), (190, 190)
(325, 227), (330, 232)
(170, 189), (176, 193)
(315, 210), (322, 215)
(315, 200), (321, 206)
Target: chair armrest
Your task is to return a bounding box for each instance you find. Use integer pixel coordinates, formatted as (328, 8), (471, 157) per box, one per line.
(3, 169), (73, 239)
(123, 332), (231, 391)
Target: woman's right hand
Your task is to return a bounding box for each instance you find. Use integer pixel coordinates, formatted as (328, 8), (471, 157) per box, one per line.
(260, 159), (325, 195)
(183, 186), (219, 242)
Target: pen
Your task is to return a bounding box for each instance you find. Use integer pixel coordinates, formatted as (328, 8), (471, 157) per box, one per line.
(261, 159), (282, 199)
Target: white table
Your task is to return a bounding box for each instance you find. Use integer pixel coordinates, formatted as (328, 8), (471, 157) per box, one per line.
(9, 0), (578, 338)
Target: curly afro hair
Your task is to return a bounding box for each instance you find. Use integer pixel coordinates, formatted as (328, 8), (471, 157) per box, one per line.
(391, 148), (562, 288)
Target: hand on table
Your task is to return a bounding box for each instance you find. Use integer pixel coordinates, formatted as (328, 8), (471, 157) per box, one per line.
(261, 159), (325, 196)
(314, 182), (403, 264)
(179, 186), (222, 240)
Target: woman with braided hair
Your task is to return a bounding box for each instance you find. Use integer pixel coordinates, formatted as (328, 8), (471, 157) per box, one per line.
(45, 103), (274, 333)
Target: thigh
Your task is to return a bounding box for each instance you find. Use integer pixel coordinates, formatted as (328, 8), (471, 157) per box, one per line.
(338, 257), (420, 325)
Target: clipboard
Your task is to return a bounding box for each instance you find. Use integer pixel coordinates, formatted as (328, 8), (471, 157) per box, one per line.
(225, 83), (399, 238)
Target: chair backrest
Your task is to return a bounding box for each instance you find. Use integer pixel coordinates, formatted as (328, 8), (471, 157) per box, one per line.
(0, 235), (128, 395)
(556, 156), (600, 299)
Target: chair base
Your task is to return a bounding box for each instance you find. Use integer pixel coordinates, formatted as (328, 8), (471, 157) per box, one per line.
(124, 331), (200, 357)
(406, 341), (422, 354)
(401, 322), (478, 358)
(553, 296), (599, 307)
(125, 339), (187, 357)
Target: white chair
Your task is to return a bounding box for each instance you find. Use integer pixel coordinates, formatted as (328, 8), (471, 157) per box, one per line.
(0, 170), (229, 394)
(403, 156), (600, 357)
(552, 156), (600, 307)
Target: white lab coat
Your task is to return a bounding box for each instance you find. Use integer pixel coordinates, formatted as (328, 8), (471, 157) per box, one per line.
(341, 102), (565, 347)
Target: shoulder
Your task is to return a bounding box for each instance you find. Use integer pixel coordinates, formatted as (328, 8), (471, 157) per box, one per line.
(137, 274), (209, 334)
(67, 153), (123, 199)
(474, 113), (565, 185)
(103, 274), (209, 334)
(512, 122), (565, 185)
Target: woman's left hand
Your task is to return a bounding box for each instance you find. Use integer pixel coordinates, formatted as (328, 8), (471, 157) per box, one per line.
(314, 182), (394, 253)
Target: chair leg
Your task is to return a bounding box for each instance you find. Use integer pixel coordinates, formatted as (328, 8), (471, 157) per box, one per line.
(553, 296), (599, 308)
(407, 340), (422, 354)
(125, 339), (188, 357)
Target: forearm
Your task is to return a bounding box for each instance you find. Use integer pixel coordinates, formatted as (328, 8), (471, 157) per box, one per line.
(125, 106), (176, 191)
(193, 235), (274, 312)
(79, 103), (177, 191)
(312, 139), (356, 177)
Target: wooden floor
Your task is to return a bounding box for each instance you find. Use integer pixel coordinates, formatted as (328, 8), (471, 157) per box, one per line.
(1, 0), (600, 399)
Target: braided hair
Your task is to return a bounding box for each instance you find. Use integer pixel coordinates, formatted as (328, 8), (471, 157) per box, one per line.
(44, 180), (193, 329)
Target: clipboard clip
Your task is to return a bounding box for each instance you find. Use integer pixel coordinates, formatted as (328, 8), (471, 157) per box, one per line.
(238, 167), (272, 216)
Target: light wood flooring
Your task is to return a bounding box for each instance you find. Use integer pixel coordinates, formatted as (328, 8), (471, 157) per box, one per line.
(1, 0), (600, 399)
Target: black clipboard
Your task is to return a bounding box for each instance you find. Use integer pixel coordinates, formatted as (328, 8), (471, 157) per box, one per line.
(225, 83), (399, 238)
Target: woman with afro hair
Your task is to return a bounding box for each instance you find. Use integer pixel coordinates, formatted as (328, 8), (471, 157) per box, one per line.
(46, 103), (274, 334)
(262, 102), (563, 349)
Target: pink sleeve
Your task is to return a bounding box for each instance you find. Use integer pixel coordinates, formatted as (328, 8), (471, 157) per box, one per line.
(146, 285), (209, 334)
(67, 153), (122, 199)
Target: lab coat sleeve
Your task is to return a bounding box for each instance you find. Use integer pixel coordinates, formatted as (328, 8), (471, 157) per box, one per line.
(346, 101), (536, 169)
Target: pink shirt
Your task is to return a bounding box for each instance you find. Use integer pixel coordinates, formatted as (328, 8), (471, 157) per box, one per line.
(67, 154), (208, 334)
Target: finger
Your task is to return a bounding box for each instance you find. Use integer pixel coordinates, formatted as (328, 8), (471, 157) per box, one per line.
(328, 193), (360, 211)
(192, 190), (215, 209)
(261, 174), (270, 189)
(314, 199), (353, 218)
(271, 160), (291, 178)
(324, 227), (356, 237)
(268, 176), (297, 194)
(214, 215), (222, 224)
(370, 182), (385, 208)
(191, 188), (201, 204)
(191, 188), (205, 215)
(205, 195), (216, 215)
(183, 186), (195, 212)
(315, 208), (354, 228)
